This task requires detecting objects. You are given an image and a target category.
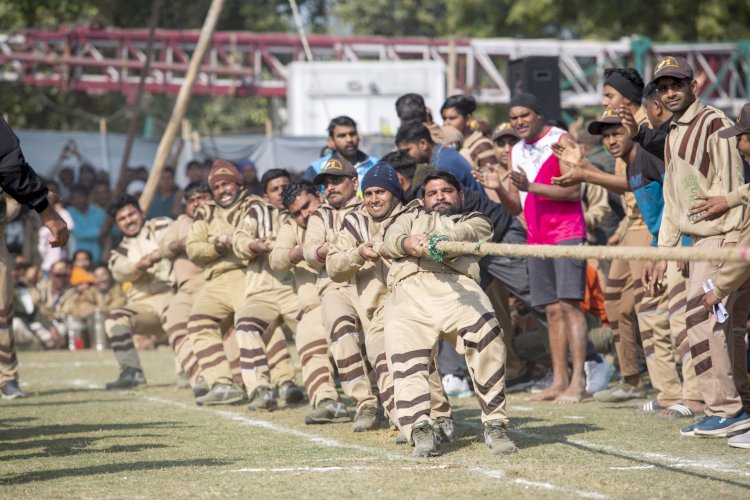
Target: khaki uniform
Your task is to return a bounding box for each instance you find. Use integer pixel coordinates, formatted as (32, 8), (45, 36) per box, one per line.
(186, 192), (292, 389)
(327, 202), (407, 419)
(269, 218), (338, 408)
(231, 201), (299, 396)
(383, 206), (507, 441)
(106, 217), (174, 372)
(660, 99), (746, 417)
(303, 196), (378, 411)
(460, 131), (499, 171)
(0, 196), (21, 386)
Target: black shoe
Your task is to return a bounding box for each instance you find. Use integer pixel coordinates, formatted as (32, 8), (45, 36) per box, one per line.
(106, 368), (147, 390)
(192, 376), (209, 398)
(505, 373), (534, 394)
(278, 381), (305, 405)
(1, 380), (26, 399)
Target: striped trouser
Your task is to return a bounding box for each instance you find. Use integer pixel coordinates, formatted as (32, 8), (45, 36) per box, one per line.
(321, 285), (377, 411)
(105, 292), (171, 371)
(385, 272), (507, 442)
(188, 270), (250, 387)
(363, 305), (395, 421)
(665, 262), (701, 402)
(162, 277), (203, 385)
(685, 237), (744, 417)
(297, 304), (339, 408)
(0, 244), (17, 387)
(234, 286), (299, 396)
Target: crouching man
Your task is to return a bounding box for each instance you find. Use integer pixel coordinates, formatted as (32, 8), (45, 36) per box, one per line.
(382, 171), (516, 457)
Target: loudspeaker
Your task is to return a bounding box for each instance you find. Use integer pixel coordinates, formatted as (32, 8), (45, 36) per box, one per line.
(507, 56), (561, 122)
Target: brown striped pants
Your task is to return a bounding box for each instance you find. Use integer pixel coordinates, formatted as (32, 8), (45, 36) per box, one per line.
(0, 243), (17, 387)
(665, 262), (701, 401)
(105, 292), (171, 371)
(363, 305), (395, 421)
(385, 272), (507, 442)
(297, 304), (339, 408)
(162, 277), (204, 385)
(234, 286), (299, 396)
(320, 284), (377, 411)
(685, 237), (743, 417)
(187, 269), (293, 389)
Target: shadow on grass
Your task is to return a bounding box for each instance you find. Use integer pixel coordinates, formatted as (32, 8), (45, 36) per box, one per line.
(1, 398), (132, 408)
(26, 387), (103, 397)
(0, 421), (189, 441)
(7, 441), (170, 460)
(0, 434), (165, 453)
(0, 459), (232, 484)
(0, 417), (37, 424)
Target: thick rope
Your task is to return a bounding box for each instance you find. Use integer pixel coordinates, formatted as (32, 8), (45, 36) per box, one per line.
(435, 241), (750, 263)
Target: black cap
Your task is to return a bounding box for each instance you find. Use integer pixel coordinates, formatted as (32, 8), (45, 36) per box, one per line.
(509, 92), (543, 115)
(718, 103), (750, 139)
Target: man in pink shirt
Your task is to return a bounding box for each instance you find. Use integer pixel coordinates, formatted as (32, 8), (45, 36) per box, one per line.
(477, 92), (588, 403)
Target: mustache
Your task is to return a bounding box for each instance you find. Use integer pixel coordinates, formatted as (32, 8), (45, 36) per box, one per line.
(326, 190), (341, 196)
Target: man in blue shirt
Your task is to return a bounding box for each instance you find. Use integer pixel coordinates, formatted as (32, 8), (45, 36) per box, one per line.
(395, 120), (486, 195)
(67, 184), (107, 263)
(303, 116), (378, 182)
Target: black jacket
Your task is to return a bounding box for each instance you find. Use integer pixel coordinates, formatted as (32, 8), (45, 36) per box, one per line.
(0, 117), (49, 213)
(461, 188), (513, 243)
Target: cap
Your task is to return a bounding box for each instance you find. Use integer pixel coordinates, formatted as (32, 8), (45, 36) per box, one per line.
(441, 125), (464, 145)
(718, 103), (750, 139)
(361, 161), (402, 200)
(509, 92), (543, 115)
(312, 156), (358, 185)
(70, 267), (95, 286)
(651, 56), (693, 84)
(587, 109), (623, 135)
(208, 160), (243, 187)
(491, 122), (520, 142)
(50, 261), (69, 275)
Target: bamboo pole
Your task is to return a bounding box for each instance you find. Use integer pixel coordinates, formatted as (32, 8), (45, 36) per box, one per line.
(139, 0), (225, 212)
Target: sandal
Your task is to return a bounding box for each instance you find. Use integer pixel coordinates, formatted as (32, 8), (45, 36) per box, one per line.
(633, 400), (665, 415)
(657, 403), (695, 419)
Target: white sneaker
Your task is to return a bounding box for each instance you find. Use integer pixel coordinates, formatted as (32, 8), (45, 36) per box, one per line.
(442, 374), (471, 397)
(585, 356), (612, 394)
(728, 429), (750, 449)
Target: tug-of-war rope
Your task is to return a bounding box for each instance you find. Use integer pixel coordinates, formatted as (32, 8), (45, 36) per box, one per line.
(426, 236), (750, 264)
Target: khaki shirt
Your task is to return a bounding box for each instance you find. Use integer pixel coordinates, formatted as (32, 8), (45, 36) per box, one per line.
(460, 130), (500, 171)
(303, 196), (362, 295)
(659, 99), (745, 247)
(186, 191), (259, 280)
(159, 214), (204, 289)
(383, 204), (493, 289)
(327, 202), (408, 320)
(269, 218), (320, 312)
(109, 218), (173, 303)
(233, 200), (295, 297)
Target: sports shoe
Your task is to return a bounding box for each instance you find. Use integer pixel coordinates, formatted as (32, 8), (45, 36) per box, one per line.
(192, 376), (209, 398)
(593, 382), (645, 403)
(728, 430), (750, 449)
(693, 411), (750, 437)
(505, 373), (535, 394)
(484, 421), (517, 455)
(304, 399), (351, 424)
(529, 371), (554, 393)
(584, 355), (612, 394)
(1, 380), (26, 399)
(432, 416), (454, 443)
(442, 374), (473, 398)
(395, 432), (407, 444)
(352, 404), (379, 432)
(247, 386), (278, 412)
(411, 421), (440, 457)
(105, 367), (146, 391)
(195, 382), (244, 406)
(680, 416), (709, 436)
(278, 381), (305, 405)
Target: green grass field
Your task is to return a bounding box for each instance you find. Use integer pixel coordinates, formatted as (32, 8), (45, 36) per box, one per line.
(1, 349), (749, 499)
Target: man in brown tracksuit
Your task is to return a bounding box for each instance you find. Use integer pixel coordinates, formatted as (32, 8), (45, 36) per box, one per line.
(383, 170), (515, 457)
(157, 181), (212, 396)
(187, 160), (294, 406)
(646, 56), (750, 437)
(303, 156), (379, 432)
(105, 195), (194, 390)
(270, 181), (350, 424)
(231, 168), (304, 411)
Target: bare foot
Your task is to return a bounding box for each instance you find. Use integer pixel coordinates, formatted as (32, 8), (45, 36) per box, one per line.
(683, 399), (706, 415)
(656, 399), (680, 408)
(525, 384), (567, 401)
(555, 382), (586, 405)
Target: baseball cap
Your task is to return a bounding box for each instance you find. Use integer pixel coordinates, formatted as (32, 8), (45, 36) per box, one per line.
(587, 109), (623, 135)
(651, 56), (693, 84)
(491, 122), (520, 142)
(312, 155), (358, 185)
(718, 103), (750, 139)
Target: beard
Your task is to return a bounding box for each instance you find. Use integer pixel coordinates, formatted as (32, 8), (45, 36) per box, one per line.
(427, 201), (463, 216)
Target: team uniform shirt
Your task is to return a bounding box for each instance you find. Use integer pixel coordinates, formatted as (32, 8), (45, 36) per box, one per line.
(659, 100), (745, 247)
(510, 126), (586, 245)
(268, 219), (320, 313)
(108, 217), (174, 303)
(460, 130), (500, 171)
(158, 214), (204, 289)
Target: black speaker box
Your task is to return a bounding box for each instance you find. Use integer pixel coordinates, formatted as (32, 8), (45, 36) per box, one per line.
(508, 56), (561, 122)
